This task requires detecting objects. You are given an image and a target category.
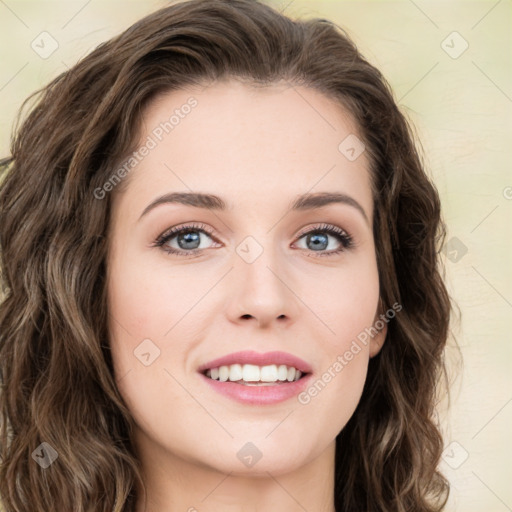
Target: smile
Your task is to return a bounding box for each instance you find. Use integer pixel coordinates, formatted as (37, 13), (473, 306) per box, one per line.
(204, 363), (305, 384)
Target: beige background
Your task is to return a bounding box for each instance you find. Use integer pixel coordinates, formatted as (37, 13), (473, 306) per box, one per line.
(1, 1), (511, 511)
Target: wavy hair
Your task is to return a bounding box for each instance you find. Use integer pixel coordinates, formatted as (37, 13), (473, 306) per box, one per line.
(0, 0), (454, 510)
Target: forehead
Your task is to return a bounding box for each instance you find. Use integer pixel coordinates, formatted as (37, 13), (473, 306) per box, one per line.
(118, 79), (373, 220)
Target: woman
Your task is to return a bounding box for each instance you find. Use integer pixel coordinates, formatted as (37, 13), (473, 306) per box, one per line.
(0, 0), (454, 510)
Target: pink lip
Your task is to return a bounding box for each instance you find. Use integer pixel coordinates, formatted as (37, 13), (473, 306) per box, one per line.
(199, 372), (313, 405)
(197, 350), (313, 374)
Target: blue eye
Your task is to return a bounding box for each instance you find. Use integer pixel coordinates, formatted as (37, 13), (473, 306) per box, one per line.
(153, 222), (354, 258)
(294, 223), (354, 257)
(153, 222), (217, 257)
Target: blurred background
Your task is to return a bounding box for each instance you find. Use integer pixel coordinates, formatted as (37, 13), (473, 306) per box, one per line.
(1, 1), (511, 510)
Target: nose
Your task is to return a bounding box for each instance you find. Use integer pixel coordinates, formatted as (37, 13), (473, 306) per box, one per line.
(225, 245), (300, 329)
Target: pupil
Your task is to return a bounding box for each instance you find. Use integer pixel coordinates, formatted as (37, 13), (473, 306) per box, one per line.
(179, 231), (200, 250)
(308, 233), (327, 251)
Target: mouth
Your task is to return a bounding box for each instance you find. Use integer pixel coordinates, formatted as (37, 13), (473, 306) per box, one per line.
(202, 363), (309, 386)
(197, 350), (313, 404)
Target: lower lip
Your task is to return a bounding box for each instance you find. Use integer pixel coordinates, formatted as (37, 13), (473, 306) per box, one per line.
(199, 372), (313, 405)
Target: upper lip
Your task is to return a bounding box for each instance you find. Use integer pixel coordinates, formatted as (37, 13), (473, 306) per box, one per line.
(198, 350), (312, 374)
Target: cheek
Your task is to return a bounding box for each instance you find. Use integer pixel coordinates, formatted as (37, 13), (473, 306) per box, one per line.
(106, 258), (194, 435)
(107, 251), (200, 346)
(106, 252), (171, 381)
(291, 255), (378, 425)
(106, 250), (213, 404)
(304, 256), (380, 349)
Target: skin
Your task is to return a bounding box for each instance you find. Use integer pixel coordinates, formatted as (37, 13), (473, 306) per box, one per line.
(106, 78), (387, 512)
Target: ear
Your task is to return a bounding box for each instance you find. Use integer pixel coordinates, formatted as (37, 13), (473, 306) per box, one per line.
(369, 299), (388, 358)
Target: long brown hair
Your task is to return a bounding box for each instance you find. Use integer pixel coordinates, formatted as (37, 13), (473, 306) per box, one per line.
(0, 0), (454, 510)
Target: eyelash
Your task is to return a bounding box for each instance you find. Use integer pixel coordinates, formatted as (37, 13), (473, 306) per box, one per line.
(152, 222), (355, 258)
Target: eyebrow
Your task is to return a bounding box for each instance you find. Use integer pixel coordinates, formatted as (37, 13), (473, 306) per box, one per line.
(138, 191), (370, 225)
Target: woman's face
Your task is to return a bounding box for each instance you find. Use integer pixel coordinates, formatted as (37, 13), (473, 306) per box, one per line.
(107, 79), (386, 477)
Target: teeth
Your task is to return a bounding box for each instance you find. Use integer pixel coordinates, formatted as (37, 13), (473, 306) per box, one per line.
(228, 363), (243, 381)
(218, 366), (229, 382)
(260, 365), (278, 382)
(204, 363), (305, 383)
(242, 364), (260, 382)
(277, 364), (288, 381)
